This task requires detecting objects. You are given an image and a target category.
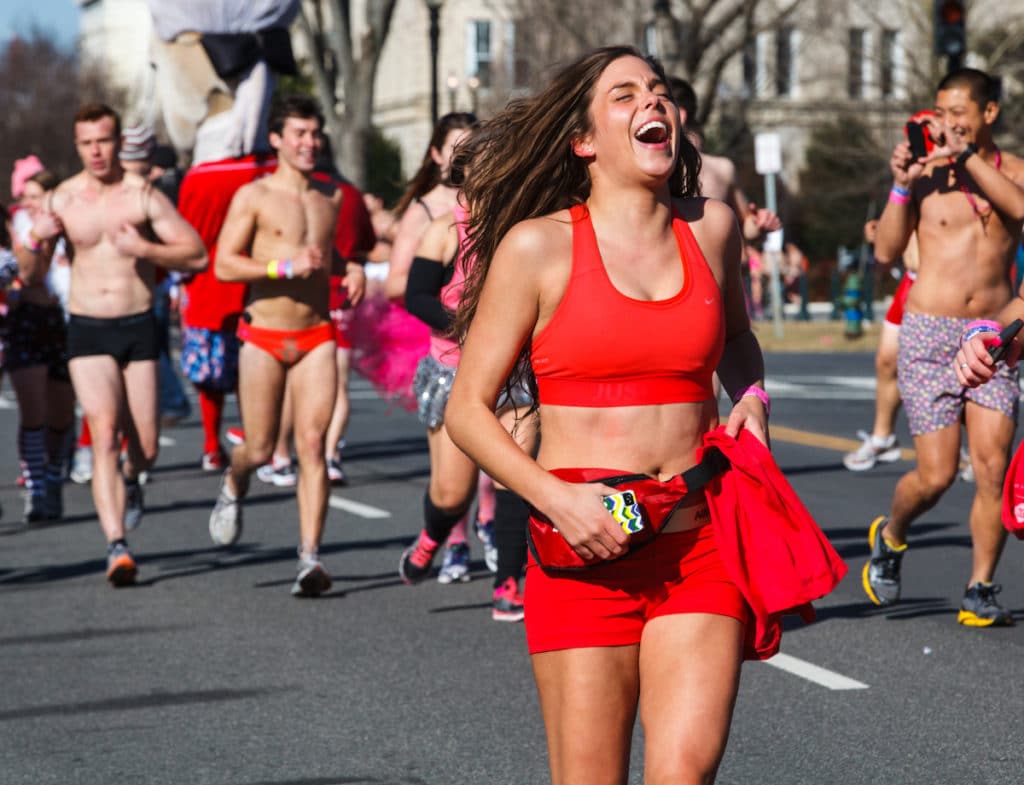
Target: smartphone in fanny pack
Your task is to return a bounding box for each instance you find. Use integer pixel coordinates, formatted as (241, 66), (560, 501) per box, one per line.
(603, 490), (644, 534)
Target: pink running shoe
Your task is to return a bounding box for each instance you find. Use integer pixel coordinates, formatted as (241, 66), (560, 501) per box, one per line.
(492, 577), (525, 622)
(399, 530), (441, 585)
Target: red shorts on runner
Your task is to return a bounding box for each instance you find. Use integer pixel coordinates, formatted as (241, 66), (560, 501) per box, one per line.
(884, 272), (915, 326)
(524, 523), (748, 655)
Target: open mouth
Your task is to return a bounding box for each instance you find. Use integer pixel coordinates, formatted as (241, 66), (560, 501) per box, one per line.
(635, 120), (669, 145)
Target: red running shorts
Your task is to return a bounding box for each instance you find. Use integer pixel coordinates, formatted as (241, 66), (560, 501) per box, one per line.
(524, 523), (748, 655)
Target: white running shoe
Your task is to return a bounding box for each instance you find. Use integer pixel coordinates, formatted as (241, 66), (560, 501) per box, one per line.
(843, 431), (901, 472)
(292, 554), (332, 597)
(256, 457), (297, 487)
(436, 542), (471, 584)
(70, 446), (93, 485)
(209, 472), (243, 547)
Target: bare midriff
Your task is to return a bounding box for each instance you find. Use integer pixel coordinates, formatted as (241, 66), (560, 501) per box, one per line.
(908, 173), (1018, 319)
(537, 397), (718, 533)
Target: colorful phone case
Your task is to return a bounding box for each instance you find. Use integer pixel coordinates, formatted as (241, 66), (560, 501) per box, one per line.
(603, 490), (644, 534)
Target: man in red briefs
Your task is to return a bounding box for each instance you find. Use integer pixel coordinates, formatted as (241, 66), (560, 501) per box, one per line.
(446, 48), (768, 785)
(206, 95), (365, 597)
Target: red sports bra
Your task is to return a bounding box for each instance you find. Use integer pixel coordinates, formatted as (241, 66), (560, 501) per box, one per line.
(530, 203), (724, 407)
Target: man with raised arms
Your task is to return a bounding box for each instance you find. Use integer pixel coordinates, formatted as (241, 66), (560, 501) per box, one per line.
(207, 94), (365, 597)
(867, 69), (1024, 627)
(31, 103), (207, 585)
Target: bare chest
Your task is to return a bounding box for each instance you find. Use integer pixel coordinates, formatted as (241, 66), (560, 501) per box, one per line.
(59, 188), (147, 250)
(257, 190), (339, 246)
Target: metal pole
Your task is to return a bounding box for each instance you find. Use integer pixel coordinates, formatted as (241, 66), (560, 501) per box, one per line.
(428, 6), (440, 126)
(764, 171), (784, 339)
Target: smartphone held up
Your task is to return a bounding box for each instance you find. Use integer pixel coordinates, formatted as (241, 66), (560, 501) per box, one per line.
(903, 110), (935, 167)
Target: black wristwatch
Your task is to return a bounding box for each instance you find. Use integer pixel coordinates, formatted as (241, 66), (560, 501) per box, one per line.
(956, 143), (978, 167)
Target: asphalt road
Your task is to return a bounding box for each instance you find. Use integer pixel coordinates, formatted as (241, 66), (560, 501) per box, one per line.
(1, 351), (1023, 785)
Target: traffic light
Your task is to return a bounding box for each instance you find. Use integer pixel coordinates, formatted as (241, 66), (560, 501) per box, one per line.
(934, 0), (966, 59)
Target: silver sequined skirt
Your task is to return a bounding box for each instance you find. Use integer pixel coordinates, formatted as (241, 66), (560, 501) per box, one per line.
(412, 354), (534, 430)
(413, 355), (455, 429)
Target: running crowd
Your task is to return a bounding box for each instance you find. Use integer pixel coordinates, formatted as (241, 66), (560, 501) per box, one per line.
(2, 48), (1023, 784)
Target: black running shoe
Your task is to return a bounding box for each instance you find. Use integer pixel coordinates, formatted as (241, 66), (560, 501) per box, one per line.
(399, 531), (441, 585)
(862, 515), (906, 607)
(958, 582), (1014, 627)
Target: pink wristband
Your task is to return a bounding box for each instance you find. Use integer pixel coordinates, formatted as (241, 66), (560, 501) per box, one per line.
(961, 320), (1001, 347)
(888, 189), (910, 205)
(734, 385), (770, 416)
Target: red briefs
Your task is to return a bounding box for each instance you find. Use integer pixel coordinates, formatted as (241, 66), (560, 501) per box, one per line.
(236, 320), (335, 366)
(524, 523), (748, 655)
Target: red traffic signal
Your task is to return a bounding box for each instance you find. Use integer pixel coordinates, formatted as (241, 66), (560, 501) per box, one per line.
(935, 0), (966, 57)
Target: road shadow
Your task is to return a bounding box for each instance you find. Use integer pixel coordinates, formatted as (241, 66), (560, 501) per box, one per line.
(0, 535), (412, 588)
(0, 686), (284, 722)
(244, 776), (429, 785)
(802, 596), (953, 625)
(820, 522), (969, 559)
(0, 625), (184, 647)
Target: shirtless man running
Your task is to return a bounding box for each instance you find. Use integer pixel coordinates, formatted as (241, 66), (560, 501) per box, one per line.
(865, 69), (1024, 627)
(207, 95), (365, 597)
(31, 103), (207, 585)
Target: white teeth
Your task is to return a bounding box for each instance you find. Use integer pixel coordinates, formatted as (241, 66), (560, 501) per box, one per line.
(636, 120), (667, 137)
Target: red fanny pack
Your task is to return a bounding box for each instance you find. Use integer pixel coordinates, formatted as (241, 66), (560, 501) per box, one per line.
(527, 447), (730, 571)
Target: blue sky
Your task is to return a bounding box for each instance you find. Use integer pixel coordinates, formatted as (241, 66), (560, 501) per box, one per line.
(1, 0), (79, 49)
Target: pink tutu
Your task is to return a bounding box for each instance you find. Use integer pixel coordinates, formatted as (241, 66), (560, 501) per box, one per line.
(349, 293), (430, 412)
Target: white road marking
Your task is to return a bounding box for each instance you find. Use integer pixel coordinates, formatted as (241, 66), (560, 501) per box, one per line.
(158, 435), (177, 447)
(762, 653), (869, 690)
(329, 495), (391, 519)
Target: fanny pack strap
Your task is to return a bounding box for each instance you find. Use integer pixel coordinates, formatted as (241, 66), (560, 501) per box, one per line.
(678, 445), (730, 494)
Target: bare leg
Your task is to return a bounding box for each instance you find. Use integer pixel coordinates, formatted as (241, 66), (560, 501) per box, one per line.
(270, 377), (294, 464)
(531, 646), (639, 785)
(288, 341), (337, 554)
(120, 360), (160, 480)
(230, 343), (287, 498)
(871, 322), (901, 439)
(884, 424), (960, 546)
(640, 614), (744, 785)
(324, 347), (351, 458)
(963, 402), (1013, 584)
(427, 423), (479, 510)
(69, 356), (128, 542)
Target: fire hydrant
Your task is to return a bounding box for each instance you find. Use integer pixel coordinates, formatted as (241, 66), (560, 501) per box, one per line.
(842, 270), (863, 338)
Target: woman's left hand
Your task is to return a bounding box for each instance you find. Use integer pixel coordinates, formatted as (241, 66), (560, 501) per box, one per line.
(724, 396), (769, 447)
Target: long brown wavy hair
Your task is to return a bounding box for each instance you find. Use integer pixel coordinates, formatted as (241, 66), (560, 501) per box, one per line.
(454, 45), (702, 410)
(393, 112), (478, 217)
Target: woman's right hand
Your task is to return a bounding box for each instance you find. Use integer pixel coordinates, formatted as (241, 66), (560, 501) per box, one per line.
(544, 481), (631, 562)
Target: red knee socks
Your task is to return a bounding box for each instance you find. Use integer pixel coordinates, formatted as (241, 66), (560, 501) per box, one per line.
(198, 388), (225, 455)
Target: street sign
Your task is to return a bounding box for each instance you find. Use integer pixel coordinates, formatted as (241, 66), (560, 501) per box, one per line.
(755, 132), (782, 175)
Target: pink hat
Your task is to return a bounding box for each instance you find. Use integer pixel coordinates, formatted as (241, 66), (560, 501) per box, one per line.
(11, 155), (44, 200)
